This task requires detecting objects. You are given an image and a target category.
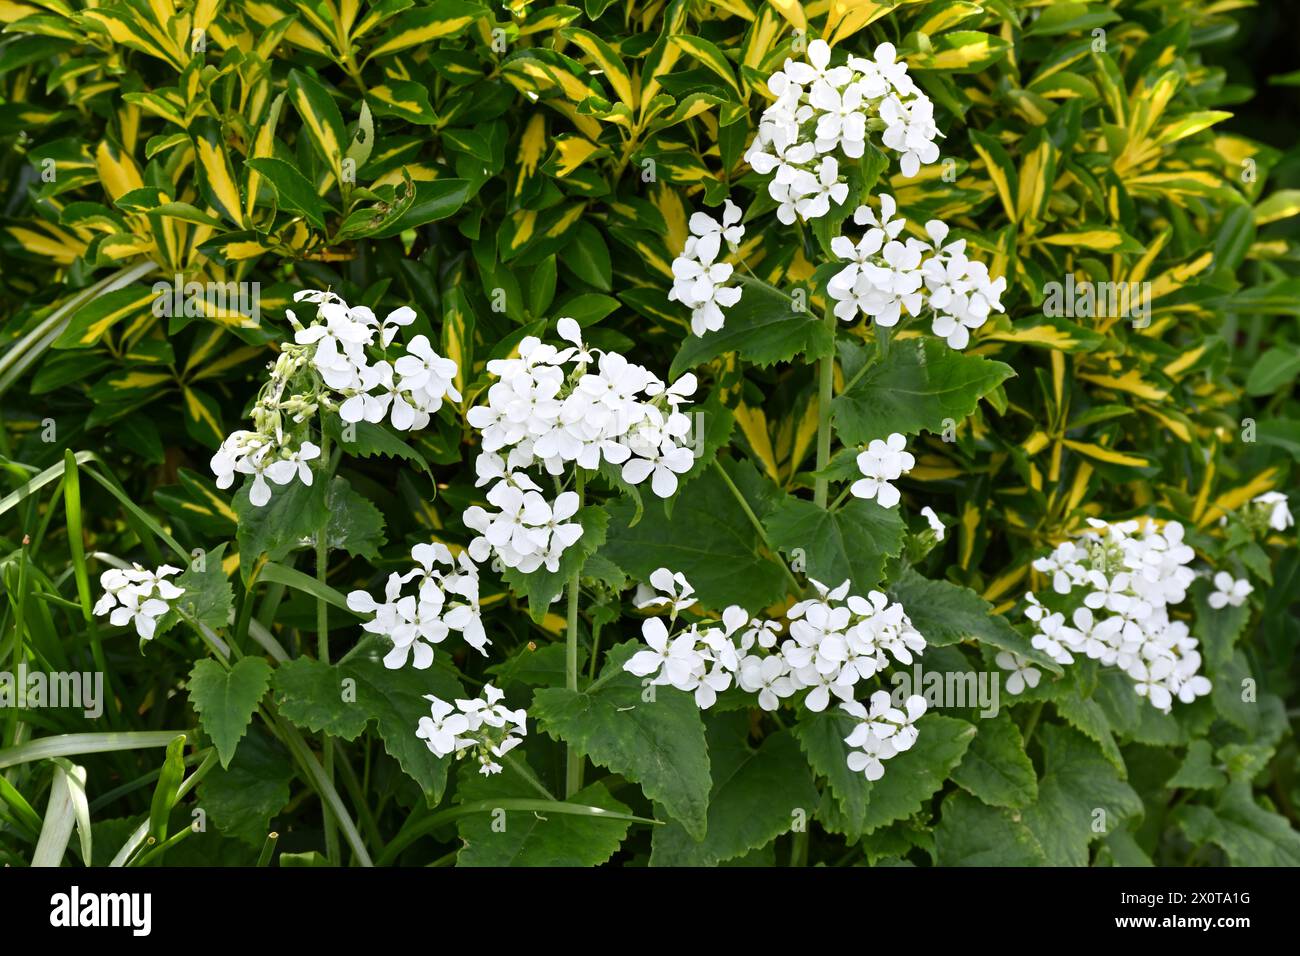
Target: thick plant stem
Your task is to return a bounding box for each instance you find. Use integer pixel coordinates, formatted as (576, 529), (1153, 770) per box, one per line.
(315, 427), (340, 865)
(564, 470), (586, 798)
(813, 305), (837, 509)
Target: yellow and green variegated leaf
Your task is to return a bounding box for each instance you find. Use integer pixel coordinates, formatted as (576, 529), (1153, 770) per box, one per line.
(502, 49), (607, 105)
(144, 131), (190, 159)
(917, 1), (983, 34)
(740, 6), (785, 79)
(181, 385), (225, 447)
(1254, 189), (1300, 226)
(1026, 71), (1097, 101)
(763, 0), (804, 31)
(440, 287), (473, 400)
(366, 0), (483, 58)
(1153, 110), (1232, 147)
(8, 12), (83, 39)
(515, 113), (547, 197)
(54, 286), (157, 348)
(650, 150), (715, 186)
(6, 224), (89, 264)
(80, 7), (183, 68)
(969, 129), (1018, 223)
(0, 1), (44, 21)
(1060, 440), (1152, 469)
(1040, 228), (1144, 254)
(649, 92), (724, 132)
(246, 91), (285, 222)
(563, 26), (635, 109)
(367, 82), (437, 124)
(907, 31), (1011, 73)
(95, 140), (145, 202)
(351, 0), (416, 39)
(121, 90), (187, 127)
(548, 135), (607, 178)
(97, 232), (156, 262)
(518, 3), (580, 35)
(670, 35), (742, 97)
(1015, 135), (1057, 228)
(190, 120), (245, 226)
(288, 68), (347, 181)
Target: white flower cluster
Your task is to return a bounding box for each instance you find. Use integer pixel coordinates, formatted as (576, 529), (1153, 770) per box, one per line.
(211, 290), (459, 507)
(464, 319), (697, 572)
(851, 431), (915, 508)
(415, 684), (527, 776)
(345, 543), (487, 669)
(745, 39), (940, 228)
(94, 564), (184, 641)
(623, 570), (928, 780)
(842, 691), (927, 781)
(828, 195), (1006, 349)
(1012, 519), (1212, 712)
(669, 200), (746, 336)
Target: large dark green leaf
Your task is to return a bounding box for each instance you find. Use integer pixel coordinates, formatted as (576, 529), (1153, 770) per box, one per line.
(832, 337), (1013, 444)
(670, 275), (835, 378)
(531, 642), (712, 839)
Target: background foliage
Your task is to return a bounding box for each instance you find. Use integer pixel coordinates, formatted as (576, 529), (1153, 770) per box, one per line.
(1, 0), (1299, 866)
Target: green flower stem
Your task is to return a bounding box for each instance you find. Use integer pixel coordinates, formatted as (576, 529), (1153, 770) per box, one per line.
(1021, 700), (1045, 746)
(814, 304), (837, 509)
(315, 425), (340, 865)
(711, 459), (802, 595)
(565, 469), (587, 799)
(790, 828), (809, 867)
(5, 535), (30, 749)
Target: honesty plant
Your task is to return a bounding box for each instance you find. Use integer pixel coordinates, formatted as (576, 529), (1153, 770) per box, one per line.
(5, 0), (1299, 874)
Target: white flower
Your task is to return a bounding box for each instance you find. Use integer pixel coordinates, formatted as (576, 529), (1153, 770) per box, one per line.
(395, 334), (461, 410)
(791, 155), (849, 221)
(687, 198), (746, 263)
(669, 201), (746, 336)
(1253, 491), (1293, 531)
(94, 564), (185, 642)
(417, 686), (527, 773)
(347, 543), (488, 668)
(850, 433), (915, 508)
(879, 93), (941, 177)
(415, 696), (471, 757)
(213, 290), (455, 507)
(634, 567), (697, 613)
(1208, 571), (1252, 609)
(621, 442), (694, 498)
(842, 691), (925, 781)
(995, 651), (1041, 695)
(920, 506), (945, 540)
(266, 441), (321, 488)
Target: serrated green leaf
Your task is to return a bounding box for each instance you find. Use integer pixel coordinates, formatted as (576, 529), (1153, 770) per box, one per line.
(532, 641), (712, 838)
(950, 710), (1038, 808)
(651, 714), (816, 865)
(456, 768), (632, 866)
(670, 276), (834, 378)
(188, 657), (273, 767)
(832, 337), (1013, 445)
(766, 496), (904, 593)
